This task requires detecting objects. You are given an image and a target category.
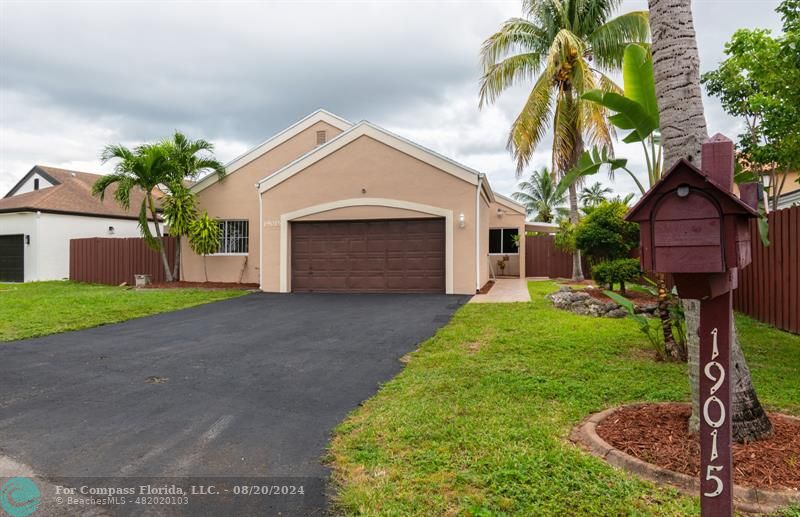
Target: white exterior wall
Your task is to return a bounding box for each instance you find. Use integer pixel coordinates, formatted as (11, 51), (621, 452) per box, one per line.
(0, 211), (143, 281)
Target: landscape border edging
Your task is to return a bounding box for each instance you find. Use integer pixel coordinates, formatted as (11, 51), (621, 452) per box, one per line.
(570, 403), (800, 514)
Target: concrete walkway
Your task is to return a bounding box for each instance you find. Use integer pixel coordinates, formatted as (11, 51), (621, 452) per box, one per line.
(470, 278), (531, 303)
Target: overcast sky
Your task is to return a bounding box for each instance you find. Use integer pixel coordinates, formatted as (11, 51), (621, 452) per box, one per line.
(0, 0), (783, 201)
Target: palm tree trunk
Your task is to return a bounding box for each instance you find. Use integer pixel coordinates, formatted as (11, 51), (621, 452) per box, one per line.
(568, 182), (584, 281)
(648, 0), (708, 167)
(173, 236), (182, 281)
(147, 193), (174, 282)
(649, 0), (772, 441)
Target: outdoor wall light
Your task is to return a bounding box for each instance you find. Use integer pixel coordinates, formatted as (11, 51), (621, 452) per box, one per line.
(458, 213), (465, 228)
(677, 185), (690, 198)
(25, 235), (30, 245)
(108, 225), (115, 235)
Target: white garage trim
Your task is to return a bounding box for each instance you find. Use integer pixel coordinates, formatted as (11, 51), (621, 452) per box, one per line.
(278, 198), (453, 294)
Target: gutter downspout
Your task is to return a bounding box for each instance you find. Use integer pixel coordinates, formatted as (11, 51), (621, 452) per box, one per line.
(256, 183), (263, 291)
(475, 174), (482, 293)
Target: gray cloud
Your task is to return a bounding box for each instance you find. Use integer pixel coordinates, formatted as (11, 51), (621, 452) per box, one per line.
(0, 0), (784, 199)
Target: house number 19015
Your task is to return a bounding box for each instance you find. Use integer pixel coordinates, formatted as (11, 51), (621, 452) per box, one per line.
(702, 328), (725, 498)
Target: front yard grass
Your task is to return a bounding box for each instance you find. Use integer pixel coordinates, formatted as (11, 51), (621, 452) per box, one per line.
(329, 281), (800, 515)
(0, 281), (248, 341)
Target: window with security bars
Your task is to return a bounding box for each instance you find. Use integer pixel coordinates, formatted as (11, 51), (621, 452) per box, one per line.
(217, 220), (249, 254)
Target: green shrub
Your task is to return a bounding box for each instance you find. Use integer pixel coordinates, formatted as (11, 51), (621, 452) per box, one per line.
(554, 219), (577, 253)
(592, 258), (641, 293)
(574, 201), (639, 261)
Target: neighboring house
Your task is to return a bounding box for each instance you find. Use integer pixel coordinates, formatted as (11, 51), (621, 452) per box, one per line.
(183, 109), (527, 294)
(773, 171), (800, 209)
(0, 166), (155, 282)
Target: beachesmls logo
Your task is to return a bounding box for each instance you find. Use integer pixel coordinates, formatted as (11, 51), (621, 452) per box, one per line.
(0, 477), (41, 517)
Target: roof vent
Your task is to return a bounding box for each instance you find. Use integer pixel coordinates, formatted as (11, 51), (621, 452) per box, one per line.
(316, 130), (327, 146)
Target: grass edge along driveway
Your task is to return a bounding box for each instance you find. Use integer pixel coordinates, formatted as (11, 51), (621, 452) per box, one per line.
(0, 281), (248, 342)
(328, 280), (799, 516)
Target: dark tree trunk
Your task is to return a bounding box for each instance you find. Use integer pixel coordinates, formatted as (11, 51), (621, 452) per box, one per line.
(148, 193), (174, 282)
(730, 325), (774, 441)
(173, 236), (182, 281)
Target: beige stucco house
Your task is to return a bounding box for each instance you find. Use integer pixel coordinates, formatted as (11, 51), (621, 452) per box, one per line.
(182, 110), (527, 295)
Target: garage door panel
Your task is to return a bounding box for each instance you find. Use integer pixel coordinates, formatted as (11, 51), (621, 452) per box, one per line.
(0, 234), (24, 282)
(291, 219), (445, 293)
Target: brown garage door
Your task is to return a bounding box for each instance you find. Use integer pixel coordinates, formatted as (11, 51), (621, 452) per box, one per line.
(292, 219), (445, 293)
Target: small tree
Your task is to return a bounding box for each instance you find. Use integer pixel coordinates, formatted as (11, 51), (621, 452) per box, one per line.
(701, 15), (800, 210)
(574, 201), (639, 263)
(161, 131), (226, 280)
(188, 211), (221, 282)
(94, 143), (174, 281)
(161, 184), (197, 281)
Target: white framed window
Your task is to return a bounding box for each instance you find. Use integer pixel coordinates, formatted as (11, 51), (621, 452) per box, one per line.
(489, 228), (519, 254)
(215, 220), (249, 254)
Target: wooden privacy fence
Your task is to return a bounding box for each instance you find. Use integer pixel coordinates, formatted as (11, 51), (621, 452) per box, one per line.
(70, 237), (176, 285)
(524, 206), (798, 334)
(733, 205), (799, 334)
(525, 234), (590, 278)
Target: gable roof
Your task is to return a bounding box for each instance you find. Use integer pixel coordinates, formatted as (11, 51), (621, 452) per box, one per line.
(257, 120), (493, 198)
(4, 166), (60, 197)
(191, 109), (353, 193)
(493, 192), (526, 214)
(627, 158), (758, 222)
(0, 165), (158, 220)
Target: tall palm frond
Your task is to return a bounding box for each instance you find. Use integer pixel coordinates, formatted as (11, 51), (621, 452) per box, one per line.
(511, 167), (567, 221)
(580, 181), (613, 206)
(480, 0), (650, 176)
(507, 71), (555, 172)
(587, 11), (650, 70)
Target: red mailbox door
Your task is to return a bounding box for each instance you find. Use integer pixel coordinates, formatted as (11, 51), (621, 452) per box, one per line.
(651, 190), (725, 273)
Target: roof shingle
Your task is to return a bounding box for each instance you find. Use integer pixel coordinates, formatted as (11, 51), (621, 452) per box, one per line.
(0, 166), (159, 220)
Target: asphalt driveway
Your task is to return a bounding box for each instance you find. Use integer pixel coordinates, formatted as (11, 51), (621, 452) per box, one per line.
(0, 292), (468, 515)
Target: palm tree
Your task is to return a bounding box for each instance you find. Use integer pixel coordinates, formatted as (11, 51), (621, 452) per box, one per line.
(161, 131), (226, 280)
(648, 0), (772, 441)
(93, 143), (174, 281)
(580, 181), (612, 207)
(479, 0), (649, 280)
(511, 168), (566, 221)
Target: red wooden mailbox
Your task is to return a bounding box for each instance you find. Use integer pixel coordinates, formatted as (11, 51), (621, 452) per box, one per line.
(627, 134), (758, 517)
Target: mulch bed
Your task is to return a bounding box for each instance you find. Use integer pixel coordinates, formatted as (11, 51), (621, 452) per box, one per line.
(595, 403), (800, 490)
(584, 287), (659, 305)
(142, 281), (259, 290)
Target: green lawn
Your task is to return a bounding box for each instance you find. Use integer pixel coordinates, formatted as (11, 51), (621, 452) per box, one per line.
(329, 281), (800, 515)
(0, 281), (248, 342)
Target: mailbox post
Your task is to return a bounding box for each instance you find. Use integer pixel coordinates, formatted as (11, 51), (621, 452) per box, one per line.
(626, 134), (758, 516)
